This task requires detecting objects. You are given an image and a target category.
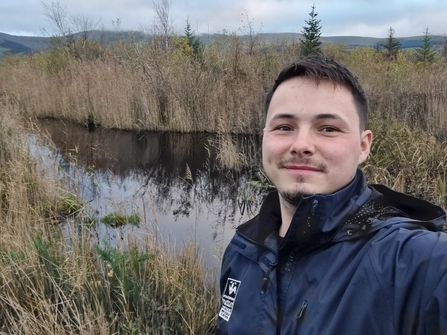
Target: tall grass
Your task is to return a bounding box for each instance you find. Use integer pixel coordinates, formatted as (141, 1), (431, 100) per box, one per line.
(0, 35), (292, 133)
(1, 37), (447, 136)
(0, 99), (217, 334)
(364, 116), (447, 207)
(336, 48), (447, 138)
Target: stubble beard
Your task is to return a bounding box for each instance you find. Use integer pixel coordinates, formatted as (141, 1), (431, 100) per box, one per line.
(276, 158), (325, 206)
(279, 175), (312, 206)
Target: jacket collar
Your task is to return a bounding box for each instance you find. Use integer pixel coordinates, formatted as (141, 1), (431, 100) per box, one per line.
(237, 168), (446, 251)
(238, 168), (370, 249)
(283, 168), (371, 249)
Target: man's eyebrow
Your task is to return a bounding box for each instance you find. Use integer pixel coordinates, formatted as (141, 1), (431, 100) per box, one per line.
(270, 113), (344, 122)
(270, 113), (298, 121)
(314, 113), (342, 121)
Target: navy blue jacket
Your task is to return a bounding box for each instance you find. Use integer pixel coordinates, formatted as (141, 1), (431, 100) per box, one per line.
(217, 169), (447, 334)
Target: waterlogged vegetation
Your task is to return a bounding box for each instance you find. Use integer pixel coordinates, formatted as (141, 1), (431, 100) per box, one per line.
(101, 212), (141, 227)
(1, 13), (447, 334)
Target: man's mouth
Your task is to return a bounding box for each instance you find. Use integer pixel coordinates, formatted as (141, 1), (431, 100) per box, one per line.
(283, 164), (321, 171)
(279, 159), (325, 172)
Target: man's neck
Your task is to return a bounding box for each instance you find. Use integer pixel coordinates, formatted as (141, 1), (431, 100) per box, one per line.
(278, 197), (299, 237)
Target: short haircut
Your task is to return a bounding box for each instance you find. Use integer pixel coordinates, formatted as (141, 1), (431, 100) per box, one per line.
(265, 55), (369, 130)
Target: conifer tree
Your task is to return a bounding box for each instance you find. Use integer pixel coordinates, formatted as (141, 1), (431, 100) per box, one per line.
(184, 17), (201, 55)
(300, 4), (322, 57)
(415, 27), (438, 63)
(381, 27), (401, 61)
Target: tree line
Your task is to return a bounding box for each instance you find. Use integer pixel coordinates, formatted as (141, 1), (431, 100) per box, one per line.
(39, 1), (445, 64)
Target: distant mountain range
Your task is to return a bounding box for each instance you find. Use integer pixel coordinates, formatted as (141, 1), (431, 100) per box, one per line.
(1, 30), (445, 58)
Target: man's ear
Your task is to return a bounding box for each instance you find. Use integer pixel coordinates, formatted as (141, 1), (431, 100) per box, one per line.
(358, 130), (372, 165)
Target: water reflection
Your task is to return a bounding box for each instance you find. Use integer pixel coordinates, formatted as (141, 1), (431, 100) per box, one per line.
(32, 119), (266, 268)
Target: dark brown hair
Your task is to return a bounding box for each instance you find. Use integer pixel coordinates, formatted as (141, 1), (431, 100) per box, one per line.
(265, 55), (369, 130)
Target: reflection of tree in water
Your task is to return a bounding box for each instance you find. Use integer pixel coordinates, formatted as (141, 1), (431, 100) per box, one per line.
(134, 131), (265, 232)
(36, 119), (267, 236)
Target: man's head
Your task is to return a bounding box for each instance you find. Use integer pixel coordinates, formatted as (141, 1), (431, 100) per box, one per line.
(262, 55), (372, 205)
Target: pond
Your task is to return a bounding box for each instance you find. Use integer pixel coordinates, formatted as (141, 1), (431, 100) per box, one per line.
(29, 119), (268, 269)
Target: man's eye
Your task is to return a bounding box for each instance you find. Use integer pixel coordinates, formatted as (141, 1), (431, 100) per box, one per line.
(321, 126), (338, 132)
(276, 125), (292, 131)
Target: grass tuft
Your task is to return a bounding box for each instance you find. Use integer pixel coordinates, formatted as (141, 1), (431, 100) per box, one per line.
(101, 212), (140, 227)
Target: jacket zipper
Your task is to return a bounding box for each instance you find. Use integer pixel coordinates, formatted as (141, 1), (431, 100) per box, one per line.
(261, 261), (278, 293)
(235, 230), (279, 295)
(293, 300), (308, 334)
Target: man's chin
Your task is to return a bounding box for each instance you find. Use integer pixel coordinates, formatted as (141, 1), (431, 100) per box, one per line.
(280, 189), (314, 206)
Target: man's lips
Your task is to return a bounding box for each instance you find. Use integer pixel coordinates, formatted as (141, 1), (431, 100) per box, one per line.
(282, 165), (321, 172)
(278, 159), (326, 172)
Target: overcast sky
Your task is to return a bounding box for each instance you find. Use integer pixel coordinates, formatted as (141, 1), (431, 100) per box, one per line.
(1, 0), (446, 38)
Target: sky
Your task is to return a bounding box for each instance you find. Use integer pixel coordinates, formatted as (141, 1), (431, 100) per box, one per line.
(1, 0), (447, 38)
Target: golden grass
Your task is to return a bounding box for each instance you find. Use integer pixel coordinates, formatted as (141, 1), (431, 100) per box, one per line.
(0, 37), (295, 133)
(214, 134), (245, 171)
(363, 115), (447, 208)
(2, 40), (447, 138)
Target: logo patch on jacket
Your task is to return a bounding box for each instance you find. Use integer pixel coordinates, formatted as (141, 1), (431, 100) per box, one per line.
(218, 278), (241, 321)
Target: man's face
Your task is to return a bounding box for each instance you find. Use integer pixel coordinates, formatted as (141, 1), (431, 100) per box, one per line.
(262, 77), (372, 204)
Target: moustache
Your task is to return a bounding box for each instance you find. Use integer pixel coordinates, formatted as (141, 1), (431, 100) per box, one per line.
(278, 158), (326, 172)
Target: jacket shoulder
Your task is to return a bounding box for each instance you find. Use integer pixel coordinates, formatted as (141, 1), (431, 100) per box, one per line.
(367, 226), (447, 333)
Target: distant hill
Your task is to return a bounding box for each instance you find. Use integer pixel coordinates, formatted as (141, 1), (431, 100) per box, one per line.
(0, 33), (51, 52)
(0, 31), (146, 56)
(168, 32), (446, 52)
(253, 33), (446, 50)
(0, 39), (33, 56)
(0, 31), (445, 58)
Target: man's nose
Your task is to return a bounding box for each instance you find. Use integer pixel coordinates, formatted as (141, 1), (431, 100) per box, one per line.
(289, 129), (315, 155)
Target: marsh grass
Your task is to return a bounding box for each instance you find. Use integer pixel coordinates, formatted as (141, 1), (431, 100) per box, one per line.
(0, 36), (292, 133)
(2, 38), (447, 137)
(0, 100), (217, 334)
(101, 212), (141, 227)
(363, 116), (447, 207)
(214, 135), (245, 171)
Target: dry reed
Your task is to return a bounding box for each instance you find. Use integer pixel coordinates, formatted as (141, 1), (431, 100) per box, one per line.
(2, 38), (447, 138)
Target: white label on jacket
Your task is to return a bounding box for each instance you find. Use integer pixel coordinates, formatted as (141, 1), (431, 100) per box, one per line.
(219, 278), (241, 322)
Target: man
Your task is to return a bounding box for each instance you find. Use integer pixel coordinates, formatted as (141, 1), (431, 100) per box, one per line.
(216, 55), (447, 334)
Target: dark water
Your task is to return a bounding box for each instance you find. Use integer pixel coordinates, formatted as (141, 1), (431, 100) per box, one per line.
(29, 119), (266, 268)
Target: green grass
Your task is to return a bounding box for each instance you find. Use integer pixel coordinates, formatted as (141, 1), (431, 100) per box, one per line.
(101, 212), (141, 227)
